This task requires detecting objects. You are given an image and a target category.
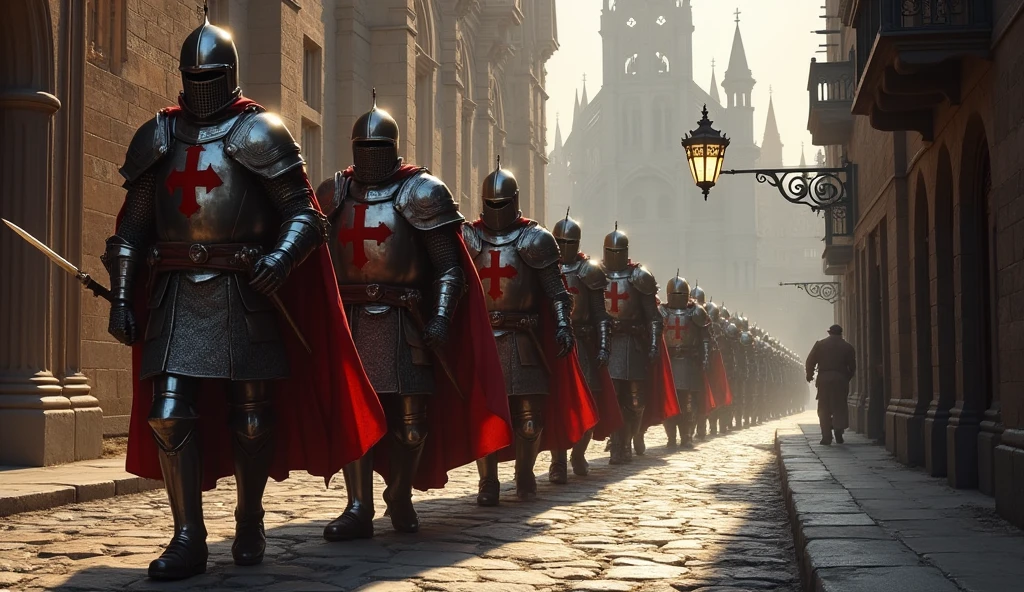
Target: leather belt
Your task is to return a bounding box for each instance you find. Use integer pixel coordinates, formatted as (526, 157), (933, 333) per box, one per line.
(488, 311), (539, 330)
(338, 284), (423, 308)
(609, 319), (645, 336)
(669, 346), (701, 359)
(148, 242), (262, 273)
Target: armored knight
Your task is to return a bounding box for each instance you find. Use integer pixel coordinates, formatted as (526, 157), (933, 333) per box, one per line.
(717, 304), (737, 431)
(549, 212), (617, 482)
(704, 300), (726, 435)
(104, 16), (385, 580)
(736, 317), (755, 427)
(464, 160), (589, 504)
(601, 226), (665, 463)
(660, 275), (711, 448)
(319, 96), (511, 540)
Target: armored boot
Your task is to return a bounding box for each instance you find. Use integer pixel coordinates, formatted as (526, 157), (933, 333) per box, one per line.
(382, 395), (427, 534)
(665, 420), (678, 447)
(323, 452), (375, 541)
(512, 395), (544, 501)
(549, 449), (569, 484)
(476, 454), (500, 506)
(632, 414), (647, 456)
(609, 427), (631, 465)
(229, 381), (274, 566)
(709, 410), (718, 436)
(570, 429), (592, 476)
(147, 375), (208, 581)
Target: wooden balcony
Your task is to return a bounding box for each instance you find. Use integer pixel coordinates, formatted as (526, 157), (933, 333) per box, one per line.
(807, 56), (855, 146)
(822, 169), (856, 275)
(851, 0), (991, 141)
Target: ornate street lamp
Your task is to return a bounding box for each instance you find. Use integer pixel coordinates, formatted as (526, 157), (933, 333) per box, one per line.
(681, 106), (855, 212)
(680, 105), (730, 199)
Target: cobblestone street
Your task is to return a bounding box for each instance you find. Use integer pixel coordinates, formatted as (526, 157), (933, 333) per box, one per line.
(0, 416), (801, 592)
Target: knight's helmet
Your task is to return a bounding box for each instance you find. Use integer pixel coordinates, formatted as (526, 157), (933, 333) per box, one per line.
(691, 283), (707, 306)
(552, 208), (582, 264)
(480, 156), (520, 231)
(720, 304), (731, 321)
(666, 271), (690, 309)
(736, 315), (750, 332)
(725, 322), (740, 339)
(351, 89), (401, 185)
(178, 10), (241, 120)
(705, 300), (721, 322)
(603, 223), (629, 272)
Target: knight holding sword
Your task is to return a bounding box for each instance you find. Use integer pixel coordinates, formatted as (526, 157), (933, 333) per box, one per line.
(6, 12), (391, 581)
(315, 95), (512, 542)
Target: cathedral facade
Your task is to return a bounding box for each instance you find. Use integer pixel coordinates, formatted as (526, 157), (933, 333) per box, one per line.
(0, 0), (557, 465)
(547, 0), (759, 312)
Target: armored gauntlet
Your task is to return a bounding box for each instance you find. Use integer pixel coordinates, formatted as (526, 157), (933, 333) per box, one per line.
(102, 236), (143, 345)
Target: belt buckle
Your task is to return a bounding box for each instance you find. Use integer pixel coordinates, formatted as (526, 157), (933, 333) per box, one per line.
(365, 284), (382, 301)
(147, 247), (161, 267)
(188, 244), (209, 264)
(489, 311), (504, 327)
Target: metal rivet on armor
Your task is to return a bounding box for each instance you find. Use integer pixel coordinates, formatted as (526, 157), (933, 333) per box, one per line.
(158, 146), (167, 154)
(226, 144), (237, 155)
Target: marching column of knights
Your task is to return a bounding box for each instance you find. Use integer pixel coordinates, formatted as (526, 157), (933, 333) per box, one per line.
(100, 16), (809, 581)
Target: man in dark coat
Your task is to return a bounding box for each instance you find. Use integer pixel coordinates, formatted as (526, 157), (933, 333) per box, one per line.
(805, 325), (857, 445)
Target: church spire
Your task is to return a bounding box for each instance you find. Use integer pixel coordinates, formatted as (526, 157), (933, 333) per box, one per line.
(572, 89), (580, 127)
(759, 88), (783, 166)
(722, 9), (755, 105)
(580, 74), (589, 111)
(710, 58), (721, 105)
(799, 142), (807, 167)
(554, 113), (563, 150)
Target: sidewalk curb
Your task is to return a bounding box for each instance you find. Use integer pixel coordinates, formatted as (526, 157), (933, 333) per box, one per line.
(0, 473), (162, 518)
(773, 428), (958, 592)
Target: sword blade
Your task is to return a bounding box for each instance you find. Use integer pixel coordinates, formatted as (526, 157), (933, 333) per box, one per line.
(268, 292), (313, 354)
(3, 218), (81, 277)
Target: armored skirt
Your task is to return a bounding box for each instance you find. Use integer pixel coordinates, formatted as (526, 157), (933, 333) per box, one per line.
(575, 329), (603, 393)
(140, 270), (289, 381)
(345, 304), (435, 396)
(607, 331), (648, 382)
(493, 329), (549, 397)
(669, 353), (704, 393)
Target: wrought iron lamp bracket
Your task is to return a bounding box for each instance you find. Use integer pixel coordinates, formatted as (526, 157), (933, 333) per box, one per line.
(721, 161), (855, 212)
(779, 281), (842, 304)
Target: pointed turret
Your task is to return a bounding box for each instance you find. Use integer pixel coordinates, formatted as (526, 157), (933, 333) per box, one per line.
(710, 59), (721, 105)
(572, 89), (580, 128)
(759, 89), (783, 167)
(554, 114), (563, 151)
(722, 9), (756, 108)
(799, 142), (807, 167)
(580, 75), (589, 111)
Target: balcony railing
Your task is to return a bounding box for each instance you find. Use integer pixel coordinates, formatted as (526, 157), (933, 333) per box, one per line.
(807, 54), (855, 146)
(822, 163), (856, 275)
(852, 0), (991, 140)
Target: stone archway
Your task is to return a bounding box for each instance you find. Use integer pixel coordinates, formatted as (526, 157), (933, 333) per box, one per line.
(925, 145), (957, 478)
(0, 0), (73, 466)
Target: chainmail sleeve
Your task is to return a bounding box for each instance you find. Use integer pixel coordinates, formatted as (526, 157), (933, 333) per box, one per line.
(114, 171), (157, 247)
(424, 225), (465, 320)
(588, 287), (610, 322)
(539, 264), (571, 302)
(258, 168), (328, 270)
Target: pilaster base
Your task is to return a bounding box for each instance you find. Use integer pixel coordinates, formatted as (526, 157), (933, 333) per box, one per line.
(65, 372), (102, 461)
(946, 414), (980, 489)
(993, 429), (1024, 527)
(891, 404), (926, 466)
(924, 414), (948, 478)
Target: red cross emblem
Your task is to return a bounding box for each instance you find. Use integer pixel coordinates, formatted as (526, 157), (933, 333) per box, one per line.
(164, 145), (222, 219)
(605, 281), (630, 313)
(667, 316), (689, 339)
(338, 203), (393, 269)
(479, 250), (518, 300)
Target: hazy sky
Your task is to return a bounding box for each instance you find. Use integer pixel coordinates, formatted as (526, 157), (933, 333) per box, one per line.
(545, 0), (826, 166)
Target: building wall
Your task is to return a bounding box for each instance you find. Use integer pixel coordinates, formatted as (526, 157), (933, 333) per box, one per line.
(0, 0), (557, 460)
(819, 0), (1024, 526)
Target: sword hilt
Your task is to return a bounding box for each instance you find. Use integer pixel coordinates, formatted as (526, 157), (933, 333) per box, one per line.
(78, 273), (113, 302)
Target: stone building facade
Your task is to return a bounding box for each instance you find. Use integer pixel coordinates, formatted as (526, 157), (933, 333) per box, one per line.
(0, 0), (557, 466)
(809, 0), (1024, 525)
(547, 0), (760, 313)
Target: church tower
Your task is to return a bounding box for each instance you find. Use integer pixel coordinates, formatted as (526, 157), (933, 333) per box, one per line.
(758, 90), (783, 167)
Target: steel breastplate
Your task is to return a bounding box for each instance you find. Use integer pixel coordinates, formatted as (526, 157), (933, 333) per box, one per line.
(153, 114), (278, 244)
(603, 270), (643, 321)
(561, 261), (592, 324)
(663, 307), (701, 349)
(473, 238), (541, 313)
(330, 178), (431, 286)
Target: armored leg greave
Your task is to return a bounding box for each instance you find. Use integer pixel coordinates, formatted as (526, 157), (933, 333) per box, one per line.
(476, 454), (500, 506)
(570, 429), (593, 476)
(147, 374), (207, 581)
(695, 393), (707, 440)
(549, 448), (569, 485)
(611, 381), (645, 464)
(323, 450), (375, 541)
(511, 395), (545, 501)
(383, 395), (428, 534)
(229, 380), (274, 566)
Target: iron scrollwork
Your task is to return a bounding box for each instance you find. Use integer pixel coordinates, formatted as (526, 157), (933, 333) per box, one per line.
(721, 165), (852, 212)
(779, 281), (842, 304)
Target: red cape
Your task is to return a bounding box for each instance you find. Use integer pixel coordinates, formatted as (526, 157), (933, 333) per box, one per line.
(640, 340), (683, 431)
(121, 99), (388, 490)
(372, 233), (513, 491)
(706, 349), (733, 408)
(591, 365), (623, 441)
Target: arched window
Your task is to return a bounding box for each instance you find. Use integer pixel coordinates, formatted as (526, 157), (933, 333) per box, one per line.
(624, 53), (638, 75)
(655, 52), (670, 74)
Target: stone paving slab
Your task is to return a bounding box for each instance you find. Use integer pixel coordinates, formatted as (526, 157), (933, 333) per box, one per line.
(776, 414), (1024, 592)
(0, 416), (805, 591)
(0, 459), (163, 518)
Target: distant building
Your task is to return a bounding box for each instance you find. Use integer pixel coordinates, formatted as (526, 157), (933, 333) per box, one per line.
(0, 0), (557, 465)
